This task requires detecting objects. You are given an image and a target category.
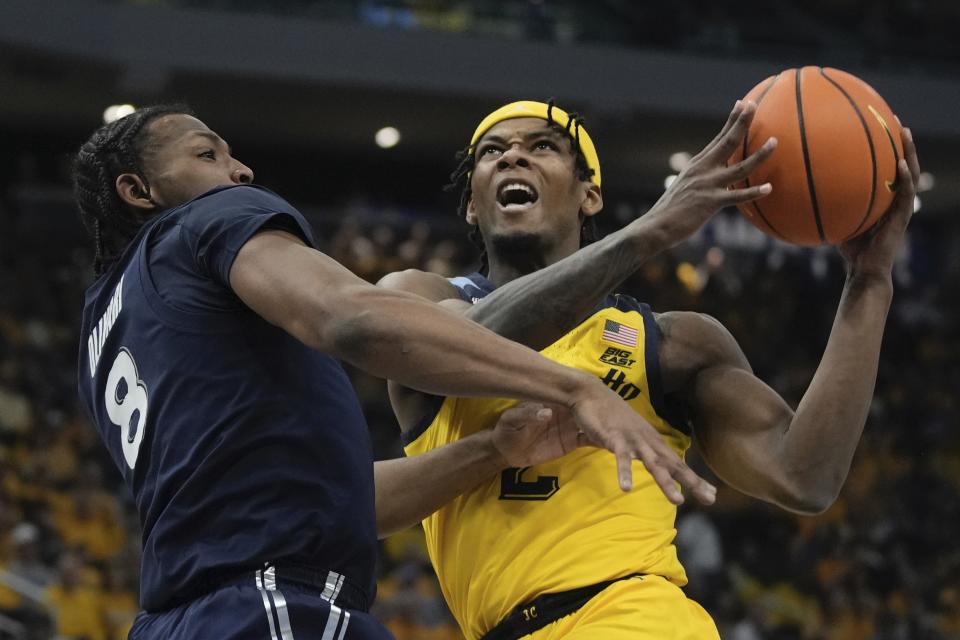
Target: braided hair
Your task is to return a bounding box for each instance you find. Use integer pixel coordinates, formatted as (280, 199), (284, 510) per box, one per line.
(73, 104), (193, 275)
(445, 100), (599, 274)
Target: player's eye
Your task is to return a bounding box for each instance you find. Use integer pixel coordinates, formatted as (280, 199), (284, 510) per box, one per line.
(533, 139), (558, 151)
(478, 145), (502, 158)
(198, 150), (216, 160)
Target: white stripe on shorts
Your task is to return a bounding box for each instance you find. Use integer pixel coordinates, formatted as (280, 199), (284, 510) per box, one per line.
(330, 573), (345, 604)
(336, 610), (351, 640)
(321, 570), (341, 602)
(270, 590), (296, 640)
(321, 604), (342, 640)
(257, 566), (296, 640)
(256, 570), (279, 640)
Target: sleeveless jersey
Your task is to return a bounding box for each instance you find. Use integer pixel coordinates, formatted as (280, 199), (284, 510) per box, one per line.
(77, 185), (376, 612)
(402, 272), (692, 640)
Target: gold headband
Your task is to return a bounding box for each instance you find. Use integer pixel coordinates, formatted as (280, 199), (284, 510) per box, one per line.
(468, 100), (602, 186)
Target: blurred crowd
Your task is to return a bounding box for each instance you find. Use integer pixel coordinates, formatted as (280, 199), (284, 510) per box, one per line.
(1, 157), (958, 640)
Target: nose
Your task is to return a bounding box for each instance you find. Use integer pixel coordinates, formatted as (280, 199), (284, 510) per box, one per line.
(232, 162), (254, 184)
(497, 144), (530, 171)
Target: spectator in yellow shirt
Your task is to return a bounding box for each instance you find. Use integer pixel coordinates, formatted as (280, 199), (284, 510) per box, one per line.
(45, 552), (106, 640)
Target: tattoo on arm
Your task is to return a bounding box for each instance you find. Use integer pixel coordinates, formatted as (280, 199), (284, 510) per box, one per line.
(470, 234), (647, 350)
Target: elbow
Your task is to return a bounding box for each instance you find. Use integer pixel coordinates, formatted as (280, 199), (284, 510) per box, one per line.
(312, 287), (395, 360)
(327, 307), (382, 360)
(778, 490), (836, 516)
(774, 474), (843, 515)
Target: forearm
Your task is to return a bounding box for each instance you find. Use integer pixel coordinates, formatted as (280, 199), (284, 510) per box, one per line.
(326, 285), (595, 405)
(374, 431), (504, 538)
(778, 274), (894, 504)
(231, 233), (596, 406)
(468, 218), (671, 350)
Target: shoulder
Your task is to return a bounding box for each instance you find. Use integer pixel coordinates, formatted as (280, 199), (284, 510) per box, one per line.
(655, 311), (751, 393)
(177, 185), (315, 249)
(190, 184), (297, 212)
(376, 269), (461, 303)
(177, 185), (304, 230)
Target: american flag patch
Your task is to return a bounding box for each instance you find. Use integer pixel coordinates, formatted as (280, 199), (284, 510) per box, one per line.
(602, 320), (639, 348)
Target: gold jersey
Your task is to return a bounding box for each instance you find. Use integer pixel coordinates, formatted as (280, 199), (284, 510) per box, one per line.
(402, 274), (693, 640)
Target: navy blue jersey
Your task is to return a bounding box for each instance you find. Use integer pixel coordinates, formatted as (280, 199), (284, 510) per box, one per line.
(77, 185), (376, 612)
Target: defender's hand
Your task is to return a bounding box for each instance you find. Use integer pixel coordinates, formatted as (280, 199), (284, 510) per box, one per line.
(491, 403), (584, 468)
(839, 126), (920, 280)
(571, 383), (717, 506)
(640, 100), (777, 247)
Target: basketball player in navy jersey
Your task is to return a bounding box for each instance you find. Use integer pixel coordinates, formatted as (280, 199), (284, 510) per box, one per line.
(73, 105), (717, 640)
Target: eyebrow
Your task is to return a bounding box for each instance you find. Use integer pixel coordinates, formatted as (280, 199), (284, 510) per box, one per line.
(191, 130), (232, 156)
(478, 127), (568, 146)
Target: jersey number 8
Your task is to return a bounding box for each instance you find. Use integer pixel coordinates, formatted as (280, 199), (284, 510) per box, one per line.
(105, 348), (149, 469)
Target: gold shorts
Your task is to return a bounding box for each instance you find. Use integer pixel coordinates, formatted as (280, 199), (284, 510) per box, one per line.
(526, 575), (719, 640)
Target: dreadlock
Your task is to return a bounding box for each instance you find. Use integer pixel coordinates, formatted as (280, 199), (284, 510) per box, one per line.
(444, 99), (599, 274)
(73, 104), (193, 275)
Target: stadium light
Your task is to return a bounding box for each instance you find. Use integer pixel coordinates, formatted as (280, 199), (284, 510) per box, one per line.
(103, 104), (137, 124)
(375, 126), (401, 149)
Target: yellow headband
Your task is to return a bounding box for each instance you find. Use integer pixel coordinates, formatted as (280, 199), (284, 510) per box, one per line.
(468, 100), (602, 186)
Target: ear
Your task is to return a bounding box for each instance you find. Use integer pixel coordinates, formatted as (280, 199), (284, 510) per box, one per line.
(115, 173), (158, 213)
(465, 197), (478, 225)
(580, 183), (603, 218)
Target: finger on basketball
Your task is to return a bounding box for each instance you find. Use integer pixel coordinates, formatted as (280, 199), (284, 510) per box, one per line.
(722, 183), (773, 206)
(714, 100), (745, 141)
(690, 101), (746, 164)
(902, 128), (920, 190)
(706, 100), (757, 163)
(891, 160), (915, 226)
(720, 137), (777, 183)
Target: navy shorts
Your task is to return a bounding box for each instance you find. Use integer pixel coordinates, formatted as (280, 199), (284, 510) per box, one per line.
(130, 566), (394, 640)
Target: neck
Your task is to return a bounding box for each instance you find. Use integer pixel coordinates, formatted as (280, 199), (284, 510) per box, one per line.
(485, 232), (579, 287)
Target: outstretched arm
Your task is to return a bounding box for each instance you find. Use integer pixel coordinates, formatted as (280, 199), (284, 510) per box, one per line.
(380, 100), (776, 351)
(671, 128), (919, 514)
(374, 403), (583, 537)
(229, 229), (715, 503)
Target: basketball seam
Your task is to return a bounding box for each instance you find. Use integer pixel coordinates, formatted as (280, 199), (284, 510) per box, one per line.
(872, 105), (903, 190)
(796, 67), (827, 244)
(820, 68), (877, 241)
(742, 73), (786, 240)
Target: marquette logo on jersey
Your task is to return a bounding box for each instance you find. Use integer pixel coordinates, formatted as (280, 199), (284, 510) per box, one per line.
(601, 320), (638, 348)
(499, 466), (559, 501)
(599, 346), (636, 369)
(600, 367), (641, 401)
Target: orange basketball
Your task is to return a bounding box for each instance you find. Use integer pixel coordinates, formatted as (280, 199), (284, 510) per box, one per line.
(729, 66), (904, 245)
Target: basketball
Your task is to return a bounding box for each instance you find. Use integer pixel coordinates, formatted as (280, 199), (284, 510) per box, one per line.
(730, 66), (904, 245)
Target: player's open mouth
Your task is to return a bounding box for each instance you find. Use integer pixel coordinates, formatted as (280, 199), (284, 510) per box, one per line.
(496, 181), (539, 212)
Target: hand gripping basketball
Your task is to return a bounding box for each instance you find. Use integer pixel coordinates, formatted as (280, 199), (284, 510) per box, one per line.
(839, 125), (920, 279)
(640, 100), (778, 249)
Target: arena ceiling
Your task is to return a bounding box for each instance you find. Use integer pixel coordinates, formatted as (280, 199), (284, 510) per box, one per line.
(1, 0), (957, 218)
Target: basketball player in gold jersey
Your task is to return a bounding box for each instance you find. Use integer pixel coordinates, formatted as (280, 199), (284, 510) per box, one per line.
(378, 98), (920, 640)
